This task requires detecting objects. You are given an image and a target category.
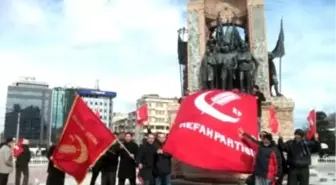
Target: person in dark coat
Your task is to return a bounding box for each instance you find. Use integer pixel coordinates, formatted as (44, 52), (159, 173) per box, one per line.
(278, 129), (320, 185)
(15, 139), (31, 185)
(46, 144), (65, 185)
(240, 130), (282, 185)
(252, 85), (266, 131)
(136, 133), (157, 185)
(154, 133), (172, 185)
(89, 157), (104, 185)
(118, 132), (139, 185)
(100, 143), (120, 185)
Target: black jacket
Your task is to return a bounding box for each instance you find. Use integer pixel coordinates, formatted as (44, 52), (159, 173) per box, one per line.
(136, 142), (157, 180)
(278, 138), (320, 168)
(118, 141), (139, 178)
(254, 91), (266, 117)
(154, 142), (172, 175)
(16, 145), (31, 167)
(100, 144), (120, 172)
(47, 145), (65, 177)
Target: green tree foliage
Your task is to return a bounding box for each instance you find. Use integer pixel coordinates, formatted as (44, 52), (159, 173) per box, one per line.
(316, 111), (335, 155)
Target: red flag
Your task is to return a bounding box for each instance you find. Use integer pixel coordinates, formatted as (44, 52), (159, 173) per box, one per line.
(52, 95), (117, 183)
(13, 138), (24, 157)
(269, 106), (279, 134)
(136, 104), (148, 126)
(306, 109), (316, 140)
(163, 90), (258, 173)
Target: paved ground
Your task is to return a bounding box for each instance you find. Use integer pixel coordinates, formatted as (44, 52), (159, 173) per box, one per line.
(8, 159), (336, 185)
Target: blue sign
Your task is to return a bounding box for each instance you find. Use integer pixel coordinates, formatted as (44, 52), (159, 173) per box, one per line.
(77, 88), (117, 98)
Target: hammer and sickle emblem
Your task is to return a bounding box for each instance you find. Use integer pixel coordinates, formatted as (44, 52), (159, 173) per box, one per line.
(58, 134), (88, 164)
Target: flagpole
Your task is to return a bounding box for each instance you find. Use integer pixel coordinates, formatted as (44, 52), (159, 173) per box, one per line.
(279, 57), (282, 93)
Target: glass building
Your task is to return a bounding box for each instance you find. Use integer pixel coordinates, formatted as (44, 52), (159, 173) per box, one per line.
(4, 77), (52, 146)
(50, 87), (65, 143)
(50, 87), (76, 143)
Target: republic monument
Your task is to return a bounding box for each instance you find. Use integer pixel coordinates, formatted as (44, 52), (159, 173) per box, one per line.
(174, 0), (295, 183)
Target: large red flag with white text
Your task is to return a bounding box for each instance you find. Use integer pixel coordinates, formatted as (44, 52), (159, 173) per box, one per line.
(163, 90), (258, 173)
(306, 109), (316, 140)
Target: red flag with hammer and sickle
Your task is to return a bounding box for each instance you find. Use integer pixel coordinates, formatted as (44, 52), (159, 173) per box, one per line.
(52, 95), (117, 183)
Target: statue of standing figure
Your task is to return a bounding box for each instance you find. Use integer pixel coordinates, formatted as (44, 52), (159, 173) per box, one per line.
(199, 14), (258, 92)
(268, 52), (283, 96)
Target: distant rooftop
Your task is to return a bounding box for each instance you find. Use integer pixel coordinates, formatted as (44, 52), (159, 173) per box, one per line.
(11, 76), (49, 88)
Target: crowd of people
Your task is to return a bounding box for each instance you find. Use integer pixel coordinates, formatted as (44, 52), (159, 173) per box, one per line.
(46, 129), (172, 185)
(0, 86), (322, 185)
(240, 128), (320, 185)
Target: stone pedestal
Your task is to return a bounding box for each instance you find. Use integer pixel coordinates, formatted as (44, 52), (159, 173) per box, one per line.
(261, 97), (295, 140)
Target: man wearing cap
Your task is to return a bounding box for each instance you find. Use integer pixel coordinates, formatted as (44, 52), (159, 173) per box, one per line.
(278, 129), (320, 185)
(239, 129), (283, 185)
(0, 138), (15, 185)
(15, 139), (31, 185)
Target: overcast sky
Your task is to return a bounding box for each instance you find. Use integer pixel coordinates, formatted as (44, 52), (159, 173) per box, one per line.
(0, 0), (335, 130)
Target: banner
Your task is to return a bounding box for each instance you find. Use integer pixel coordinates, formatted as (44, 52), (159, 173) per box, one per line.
(52, 95), (116, 183)
(163, 90), (258, 173)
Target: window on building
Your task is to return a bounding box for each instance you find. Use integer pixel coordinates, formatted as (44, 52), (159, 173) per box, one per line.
(95, 102), (98, 105)
(156, 126), (165, 130)
(100, 102), (102, 105)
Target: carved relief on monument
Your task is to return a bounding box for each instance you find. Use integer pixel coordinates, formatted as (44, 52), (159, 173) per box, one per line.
(204, 0), (247, 27)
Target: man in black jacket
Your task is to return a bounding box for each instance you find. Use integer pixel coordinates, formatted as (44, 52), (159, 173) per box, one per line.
(15, 139), (31, 185)
(136, 133), (157, 185)
(252, 85), (266, 132)
(46, 144), (65, 185)
(118, 132), (139, 185)
(154, 133), (172, 185)
(278, 129), (320, 185)
(100, 144), (120, 185)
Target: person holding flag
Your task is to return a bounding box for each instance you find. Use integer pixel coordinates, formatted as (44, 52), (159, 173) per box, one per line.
(50, 94), (117, 184)
(15, 139), (31, 185)
(136, 133), (157, 185)
(278, 129), (320, 185)
(118, 132), (139, 185)
(46, 138), (65, 185)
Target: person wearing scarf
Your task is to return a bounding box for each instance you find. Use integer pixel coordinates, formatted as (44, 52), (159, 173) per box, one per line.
(278, 129), (320, 185)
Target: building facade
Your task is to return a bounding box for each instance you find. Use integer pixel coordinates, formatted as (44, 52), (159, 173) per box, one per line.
(50, 87), (117, 142)
(4, 77), (52, 146)
(113, 112), (136, 134)
(136, 94), (179, 135)
(77, 88), (117, 129)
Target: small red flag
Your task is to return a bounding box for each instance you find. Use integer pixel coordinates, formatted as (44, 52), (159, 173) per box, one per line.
(136, 104), (148, 126)
(269, 106), (279, 134)
(52, 95), (117, 183)
(306, 109), (316, 140)
(13, 138), (24, 157)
